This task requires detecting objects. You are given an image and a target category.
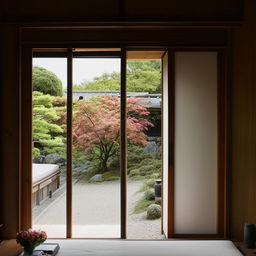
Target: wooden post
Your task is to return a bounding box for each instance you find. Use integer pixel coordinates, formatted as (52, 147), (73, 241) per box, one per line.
(66, 48), (73, 238)
(120, 49), (127, 239)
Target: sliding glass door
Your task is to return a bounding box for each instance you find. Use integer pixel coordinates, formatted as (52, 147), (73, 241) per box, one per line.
(72, 56), (121, 238)
(126, 51), (163, 239)
(27, 47), (227, 239)
(32, 57), (67, 238)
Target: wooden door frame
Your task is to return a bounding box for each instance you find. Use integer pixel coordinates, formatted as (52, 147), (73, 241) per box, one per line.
(19, 30), (230, 239)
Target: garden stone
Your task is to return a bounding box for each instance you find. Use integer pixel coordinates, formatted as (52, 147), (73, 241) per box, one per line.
(148, 136), (161, 144)
(33, 155), (45, 163)
(89, 174), (103, 182)
(143, 141), (160, 154)
(74, 161), (94, 173)
(84, 161), (94, 167)
(45, 153), (66, 164)
(73, 165), (91, 173)
(73, 166), (84, 172)
(75, 173), (86, 183)
(147, 204), (161, 219)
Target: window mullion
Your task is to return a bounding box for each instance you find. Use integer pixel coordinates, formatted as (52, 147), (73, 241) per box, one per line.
(120, 49), (127, 239)
(66, 48), (73, 238)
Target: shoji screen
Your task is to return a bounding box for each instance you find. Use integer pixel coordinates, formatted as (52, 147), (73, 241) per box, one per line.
(174, 52), (218, 234)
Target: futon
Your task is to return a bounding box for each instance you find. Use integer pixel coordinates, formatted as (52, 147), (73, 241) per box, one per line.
(49, 240), (242, 256)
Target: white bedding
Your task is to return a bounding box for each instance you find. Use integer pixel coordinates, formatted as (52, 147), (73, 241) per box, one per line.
(48, 240), (242, 256)
(32, 163), (59, 183)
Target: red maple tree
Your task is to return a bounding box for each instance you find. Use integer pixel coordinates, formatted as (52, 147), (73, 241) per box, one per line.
(73, 95), (153, 172)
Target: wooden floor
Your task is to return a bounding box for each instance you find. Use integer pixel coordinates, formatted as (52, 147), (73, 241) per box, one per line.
(234, 242), (256, 256)
(0, 239), (22, 256)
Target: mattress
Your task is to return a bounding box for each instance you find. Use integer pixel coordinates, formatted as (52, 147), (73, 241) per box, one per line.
(48, 240), (242, 256)
(32, 163), (59, 184)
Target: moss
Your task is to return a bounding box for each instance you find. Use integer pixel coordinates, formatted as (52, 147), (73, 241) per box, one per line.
(128, 158), (161, 179)
(145, 173), (161, 180)
(138, 178), (156, 192)
(129, 169), (140, 177)
(104, 176), (119, 181)
(133, 197), (153, 214)
(133, 180), (161, 214)
(72, 148), (94, 166)
(102, 170), (120, 181)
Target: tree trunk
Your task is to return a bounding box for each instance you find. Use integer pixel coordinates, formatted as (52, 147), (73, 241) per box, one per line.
(101, 156), (109, 172)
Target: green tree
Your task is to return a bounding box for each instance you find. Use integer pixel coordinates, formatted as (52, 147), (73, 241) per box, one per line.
(33, 91), (65, 156)
(33, 67), (63, 96)
(73, 60), (161, 93)
(126, 60), (161, 93)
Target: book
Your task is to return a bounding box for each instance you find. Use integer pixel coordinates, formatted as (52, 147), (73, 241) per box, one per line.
(34, 243), (60, 256)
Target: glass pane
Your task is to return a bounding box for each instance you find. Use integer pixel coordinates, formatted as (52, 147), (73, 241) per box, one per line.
(32, 57), (67, 238)
(174, 52), (218, 234)
(72, 58), (121, 238)
(126, 57), (164, 239)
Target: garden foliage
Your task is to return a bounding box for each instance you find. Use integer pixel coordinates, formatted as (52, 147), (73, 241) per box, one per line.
(73, 95), (153, 172)
(73, 60), (161, 93)
(33, 66), (63, 96)
(33, 91), (65, 156)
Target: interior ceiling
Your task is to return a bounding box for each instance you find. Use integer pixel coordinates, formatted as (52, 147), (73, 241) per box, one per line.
(0, 0), (243, 22)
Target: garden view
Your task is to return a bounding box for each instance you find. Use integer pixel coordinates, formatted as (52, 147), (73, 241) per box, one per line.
(32, 58), (163, 239)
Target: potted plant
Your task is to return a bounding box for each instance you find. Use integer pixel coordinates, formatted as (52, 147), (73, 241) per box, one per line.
(16, 229), (47, 255)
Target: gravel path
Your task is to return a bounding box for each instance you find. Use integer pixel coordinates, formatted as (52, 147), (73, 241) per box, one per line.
(127, 181), (164, 239)
(33, 180), (164, 239)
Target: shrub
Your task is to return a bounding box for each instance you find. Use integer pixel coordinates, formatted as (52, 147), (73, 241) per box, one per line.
(32, 91), (65, 157)
(129, 169), (141, 177)
(145, 173), (160, 180)
(33, 148), (40, 157)
(144, 189), (155, 201)
(33, 67), (63, 96)
(72, 148), (93, 166)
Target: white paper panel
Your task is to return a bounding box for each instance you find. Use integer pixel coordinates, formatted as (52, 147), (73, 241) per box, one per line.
(174, 52), (218, 234)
